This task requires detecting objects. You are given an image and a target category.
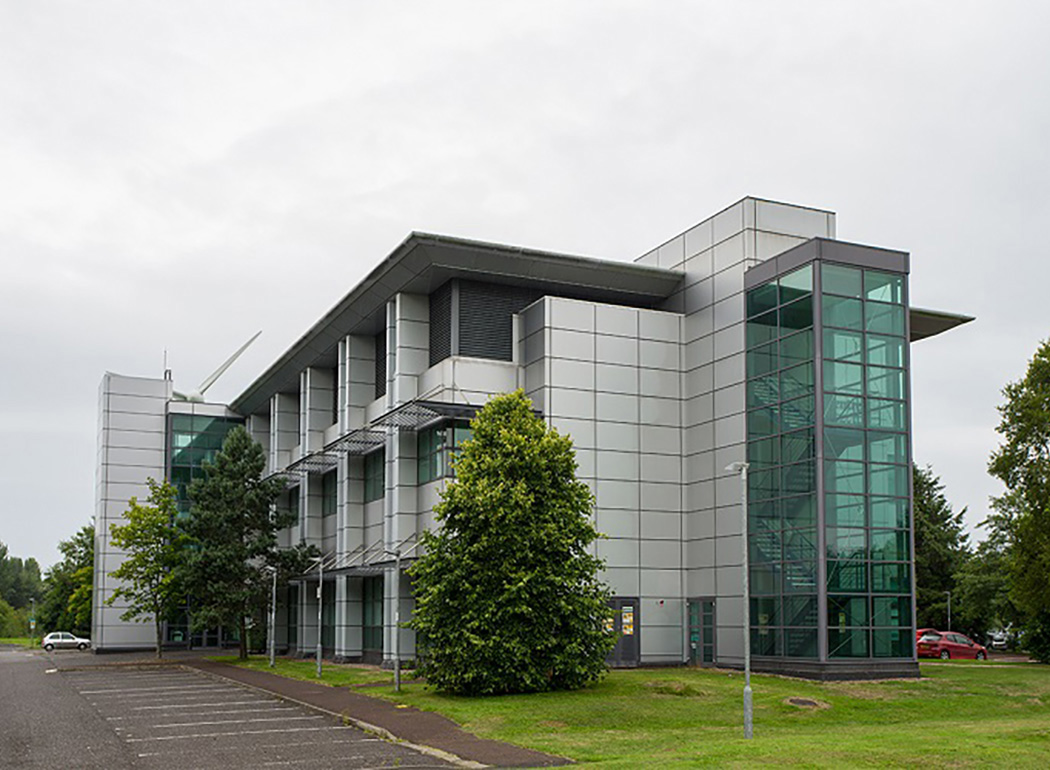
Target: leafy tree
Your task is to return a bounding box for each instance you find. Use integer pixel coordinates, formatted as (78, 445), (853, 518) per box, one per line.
(0, 542), (43, 610)
(38, 525), (95, 637)
(182, 426), (292, 660)
(913, 464), (970, 630)
(988, 339), (1050, 660)
(107, 480), (187, 658)
(953, 536), (1020, 642)
(409, 390), (614, 695)
(0, 597), (29, 638)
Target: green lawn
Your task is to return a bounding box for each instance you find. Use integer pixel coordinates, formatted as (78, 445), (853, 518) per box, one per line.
(0, 637), (36, 647)
(209, 655), (393, 687)
(225, 657), (1050, 768)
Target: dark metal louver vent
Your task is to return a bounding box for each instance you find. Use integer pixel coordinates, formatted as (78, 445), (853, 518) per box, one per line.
(429, 281), (453, 366)
(459, 281), (542, 362)
(374, 330), (387, 400)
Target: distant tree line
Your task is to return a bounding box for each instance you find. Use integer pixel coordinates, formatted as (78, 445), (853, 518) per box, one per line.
(0, 543), (43, 638)
(919, 337), (1050, 662)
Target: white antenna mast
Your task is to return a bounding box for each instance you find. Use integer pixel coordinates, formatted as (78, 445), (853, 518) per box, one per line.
(172, 330), (262, 403)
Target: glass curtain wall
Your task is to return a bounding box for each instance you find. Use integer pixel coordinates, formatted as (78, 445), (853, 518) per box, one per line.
(746, 260), (912, 662)
(169, 415), (244, 517)
(822, 263), (912, 659)
(417, 420), (474, 483)
(745, 265), (819, 659)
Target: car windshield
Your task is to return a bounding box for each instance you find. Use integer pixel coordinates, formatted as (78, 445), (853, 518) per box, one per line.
(919, 633), (941, 641)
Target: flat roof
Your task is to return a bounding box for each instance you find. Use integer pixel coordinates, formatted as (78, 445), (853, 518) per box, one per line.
(231, 233), (683, 415)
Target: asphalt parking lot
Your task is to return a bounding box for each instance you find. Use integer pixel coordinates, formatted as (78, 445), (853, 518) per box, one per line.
(61, 666), (453, 769)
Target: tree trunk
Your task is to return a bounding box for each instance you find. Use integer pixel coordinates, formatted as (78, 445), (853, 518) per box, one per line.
(155, 615), (163, 659)
(239, 616), (248, 660)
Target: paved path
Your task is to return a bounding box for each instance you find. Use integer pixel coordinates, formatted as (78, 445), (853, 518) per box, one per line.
(43, 648), (572, 767)
(0, 647), (453, 769)
(187, 659), (573, 768)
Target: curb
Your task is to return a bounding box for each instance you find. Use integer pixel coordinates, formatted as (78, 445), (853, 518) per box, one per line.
(185, 663), (487, 769)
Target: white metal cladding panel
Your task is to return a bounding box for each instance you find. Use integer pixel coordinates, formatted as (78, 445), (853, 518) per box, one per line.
(755, 199), (834, 238)
(602, 567), (640, 595)
(597, 509), (640, 539)
(641, 540), (681, 569)
(549, 358), (593, 389)
(641, 481), (680, 512)
(599, 538), (640, 568)
(549, 297), (595, 331)
(595, 304), (638, 338)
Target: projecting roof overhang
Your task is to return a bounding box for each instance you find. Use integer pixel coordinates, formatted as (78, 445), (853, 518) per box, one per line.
(232, 234), (683, 416)
(909, 307), (975, 342)
(744, 237), (975, 342)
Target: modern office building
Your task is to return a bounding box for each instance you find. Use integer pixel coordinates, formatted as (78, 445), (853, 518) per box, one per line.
(93, 197), (970, 679)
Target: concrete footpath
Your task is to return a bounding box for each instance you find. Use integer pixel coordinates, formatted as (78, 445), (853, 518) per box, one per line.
(183, 659), (571, 768)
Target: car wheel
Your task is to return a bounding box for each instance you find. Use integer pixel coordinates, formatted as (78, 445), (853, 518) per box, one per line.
(939, 649), (950, 660)
(976, 651), (986, 660)
(77, 643), (88, 651)
(44, 644), (54, 652)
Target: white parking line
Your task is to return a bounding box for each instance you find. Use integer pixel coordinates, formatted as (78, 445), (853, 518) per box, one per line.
(91, 689), (244, 702)
(132, 699), (270, 710)
(79, 684), (229, 694)
(154, 715), (324, 729)
(125, 725), (346, 742)
(164, 706), (298, 717)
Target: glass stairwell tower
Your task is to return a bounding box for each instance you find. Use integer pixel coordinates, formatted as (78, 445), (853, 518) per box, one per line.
(744, 239), (916, 679)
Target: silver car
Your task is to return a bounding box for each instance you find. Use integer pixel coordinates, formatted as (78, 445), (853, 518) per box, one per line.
(42, 632), (91, 651)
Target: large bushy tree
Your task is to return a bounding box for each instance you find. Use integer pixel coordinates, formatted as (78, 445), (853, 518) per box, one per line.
(913, 464), (969, 630)
(409, 390), (614, 695)
(0, 542), (43, 611)
(182, 426), (294, 660)
(988, 338), (1050, 660)
(39, 525), (94, 637)
(108, 481), (186, 658)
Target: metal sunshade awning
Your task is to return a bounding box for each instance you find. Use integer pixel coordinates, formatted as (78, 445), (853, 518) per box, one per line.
(326, 428), (387, 454)
(369, 400), (482, 431)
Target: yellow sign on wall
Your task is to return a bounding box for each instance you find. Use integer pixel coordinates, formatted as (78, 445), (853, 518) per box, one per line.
(622, 606), (635, 636)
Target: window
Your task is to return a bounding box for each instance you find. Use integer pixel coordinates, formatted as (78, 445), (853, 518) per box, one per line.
(364, 450), (385, 503)
(417, 421), (474, 483)
(362, 576), (383, 651)
(322, 471), (338, 517)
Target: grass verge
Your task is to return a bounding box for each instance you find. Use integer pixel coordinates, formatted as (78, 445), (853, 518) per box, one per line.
(224, 656), (1050, 768)
(209, 654), (392, 687)
(0, 637), (35, 648)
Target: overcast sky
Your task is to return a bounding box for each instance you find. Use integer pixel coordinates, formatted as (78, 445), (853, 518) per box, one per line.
(2, 1), (1048, 568)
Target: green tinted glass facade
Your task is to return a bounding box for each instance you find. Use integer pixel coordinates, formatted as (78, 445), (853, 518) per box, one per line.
(168, 414), (244, 516)
(745, 264), (819, 659)
(416, 420), (474, 484)
(746, 261), (913, 662)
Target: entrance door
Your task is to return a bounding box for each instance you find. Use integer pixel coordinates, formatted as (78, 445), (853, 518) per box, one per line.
(362, 576), (384, 664)
(688, 599), (716, 666)
(607, 597), (640, 667)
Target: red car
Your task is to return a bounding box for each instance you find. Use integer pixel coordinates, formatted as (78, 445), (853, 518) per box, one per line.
(917, 630), (988, 660)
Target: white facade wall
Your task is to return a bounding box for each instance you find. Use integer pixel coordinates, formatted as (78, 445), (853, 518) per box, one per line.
(92, 373), (171, 650)
(637, 197), (836, 666)
(521, 296), (684, 664)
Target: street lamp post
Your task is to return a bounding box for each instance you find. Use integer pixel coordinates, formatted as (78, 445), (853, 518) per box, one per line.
(313, 555), (325, 678)
(392, 548), (402, 693)
(726, 461), (752, 740)
(945, 590), (952, 632)
(268, 566), (278, 668)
